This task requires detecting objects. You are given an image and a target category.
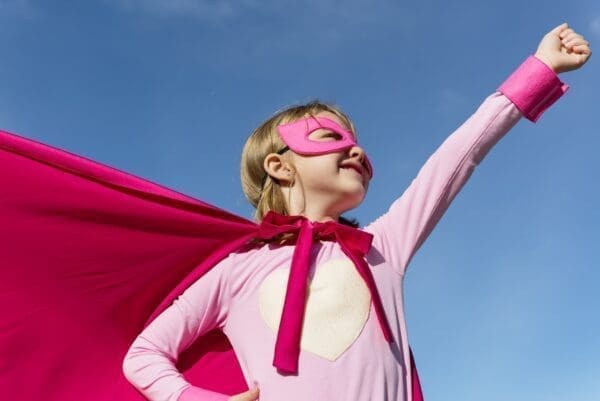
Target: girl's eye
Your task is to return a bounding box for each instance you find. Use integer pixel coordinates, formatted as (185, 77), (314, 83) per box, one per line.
(322, 132), (342, 140)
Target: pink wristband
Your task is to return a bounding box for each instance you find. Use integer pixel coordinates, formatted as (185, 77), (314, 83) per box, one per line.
(497, 55), (570, 122)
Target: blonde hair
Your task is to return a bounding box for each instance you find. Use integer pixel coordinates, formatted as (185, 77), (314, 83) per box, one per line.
(240, 99), (360, 228)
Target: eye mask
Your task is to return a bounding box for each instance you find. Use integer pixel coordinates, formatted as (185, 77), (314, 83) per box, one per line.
(276, 116), (374, 177)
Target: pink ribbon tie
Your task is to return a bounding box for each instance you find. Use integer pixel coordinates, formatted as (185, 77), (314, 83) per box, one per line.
(257, 211), (394, 374)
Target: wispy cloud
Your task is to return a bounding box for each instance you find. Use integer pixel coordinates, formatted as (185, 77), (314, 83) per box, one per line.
(436, 88), (470, 117)
(105, 0), (415, 67)
(107, 0), (411, 26)
(109, 0), (238, 21)
(0, 0), (37, 18)
(590, 16), (600, 38)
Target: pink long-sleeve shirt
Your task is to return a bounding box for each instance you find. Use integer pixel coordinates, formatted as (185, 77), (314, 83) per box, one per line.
(122, 55), (569, 401)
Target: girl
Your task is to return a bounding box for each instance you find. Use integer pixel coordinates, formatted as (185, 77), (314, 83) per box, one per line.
(118, 22), (592, 401)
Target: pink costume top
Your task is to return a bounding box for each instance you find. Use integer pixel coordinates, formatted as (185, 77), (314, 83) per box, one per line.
(122, 55), (569, 401)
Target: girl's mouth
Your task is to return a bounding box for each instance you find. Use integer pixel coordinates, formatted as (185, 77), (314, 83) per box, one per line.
(341, 165), (363, 176)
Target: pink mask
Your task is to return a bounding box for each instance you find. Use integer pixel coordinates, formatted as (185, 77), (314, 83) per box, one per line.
(276, 116), (374, 177)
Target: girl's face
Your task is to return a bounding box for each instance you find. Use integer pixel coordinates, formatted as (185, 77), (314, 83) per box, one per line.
(285, 111), (371, 217)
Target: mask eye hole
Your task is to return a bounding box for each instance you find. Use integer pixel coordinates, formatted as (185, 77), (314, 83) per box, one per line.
(309, 130), (344, 142)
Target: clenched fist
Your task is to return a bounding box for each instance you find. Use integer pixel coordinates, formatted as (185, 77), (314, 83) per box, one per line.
(535, 22), (592, 74)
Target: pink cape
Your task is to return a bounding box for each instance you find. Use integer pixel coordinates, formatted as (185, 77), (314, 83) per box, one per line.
(0, 128), (423, 400)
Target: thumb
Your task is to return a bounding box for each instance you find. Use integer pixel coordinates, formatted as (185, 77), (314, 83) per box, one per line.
(550, 22), (569, 35)
(243, 386), (260, 401)
(229, 385), (260, 401)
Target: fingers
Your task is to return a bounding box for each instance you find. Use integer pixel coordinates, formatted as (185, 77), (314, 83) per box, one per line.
(562, 34), (590, 53)
(562, 32), (581, 42)
(572, 44), (592, 55)
(562, 32), (585, 44)
(559, 28), (574, 39)
(564, 36), (588, 48)
(555, 25), (591, 53)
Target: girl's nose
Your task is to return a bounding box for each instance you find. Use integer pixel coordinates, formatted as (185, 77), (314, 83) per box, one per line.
(349, 145), (373, 177)
(349, 145), (366, 162)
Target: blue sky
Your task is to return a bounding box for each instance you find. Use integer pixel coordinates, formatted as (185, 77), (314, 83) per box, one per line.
(1, 1), (598, 400)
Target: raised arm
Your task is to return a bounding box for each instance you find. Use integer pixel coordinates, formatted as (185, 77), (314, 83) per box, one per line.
(363, 54), (569, 276)
(122, 255), (233, 401)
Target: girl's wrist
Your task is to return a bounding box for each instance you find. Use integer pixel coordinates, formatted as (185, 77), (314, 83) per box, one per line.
(533, 52), (558, 74)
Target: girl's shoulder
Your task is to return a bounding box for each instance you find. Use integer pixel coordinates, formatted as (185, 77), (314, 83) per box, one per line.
(230, 239), (291, 262)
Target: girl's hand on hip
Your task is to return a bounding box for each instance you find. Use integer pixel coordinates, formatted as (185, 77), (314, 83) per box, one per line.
(228, 385), (260, 401)
(534, 22), (592, 74)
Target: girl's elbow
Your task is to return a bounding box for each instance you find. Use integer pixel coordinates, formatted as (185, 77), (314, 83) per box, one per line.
(121, 347), (140, 384)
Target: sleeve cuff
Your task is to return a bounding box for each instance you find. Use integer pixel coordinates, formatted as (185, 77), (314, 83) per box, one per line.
(177, 385), (231, 401)
(497, 54), (570, 123)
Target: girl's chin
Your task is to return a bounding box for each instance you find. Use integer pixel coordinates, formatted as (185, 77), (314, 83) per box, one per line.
(346, 181), (368, 193)
(338, 188), (367, 206)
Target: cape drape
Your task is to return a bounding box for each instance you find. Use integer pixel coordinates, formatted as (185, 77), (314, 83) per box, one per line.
(0, 127), (422, 401)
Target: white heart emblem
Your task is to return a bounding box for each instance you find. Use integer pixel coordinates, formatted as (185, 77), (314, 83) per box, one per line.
(258, 258), (371, 361)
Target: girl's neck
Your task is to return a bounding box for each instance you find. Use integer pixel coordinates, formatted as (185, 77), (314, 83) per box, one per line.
(291, 209), (339, 223)
(282, 187), (342, 223)
(307, 214), (337, 223)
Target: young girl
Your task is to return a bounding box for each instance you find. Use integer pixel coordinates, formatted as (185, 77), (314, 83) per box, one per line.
(122, 23), (591, 401)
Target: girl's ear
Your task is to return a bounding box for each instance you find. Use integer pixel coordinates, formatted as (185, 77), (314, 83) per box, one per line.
(263, 153), (295, 186)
